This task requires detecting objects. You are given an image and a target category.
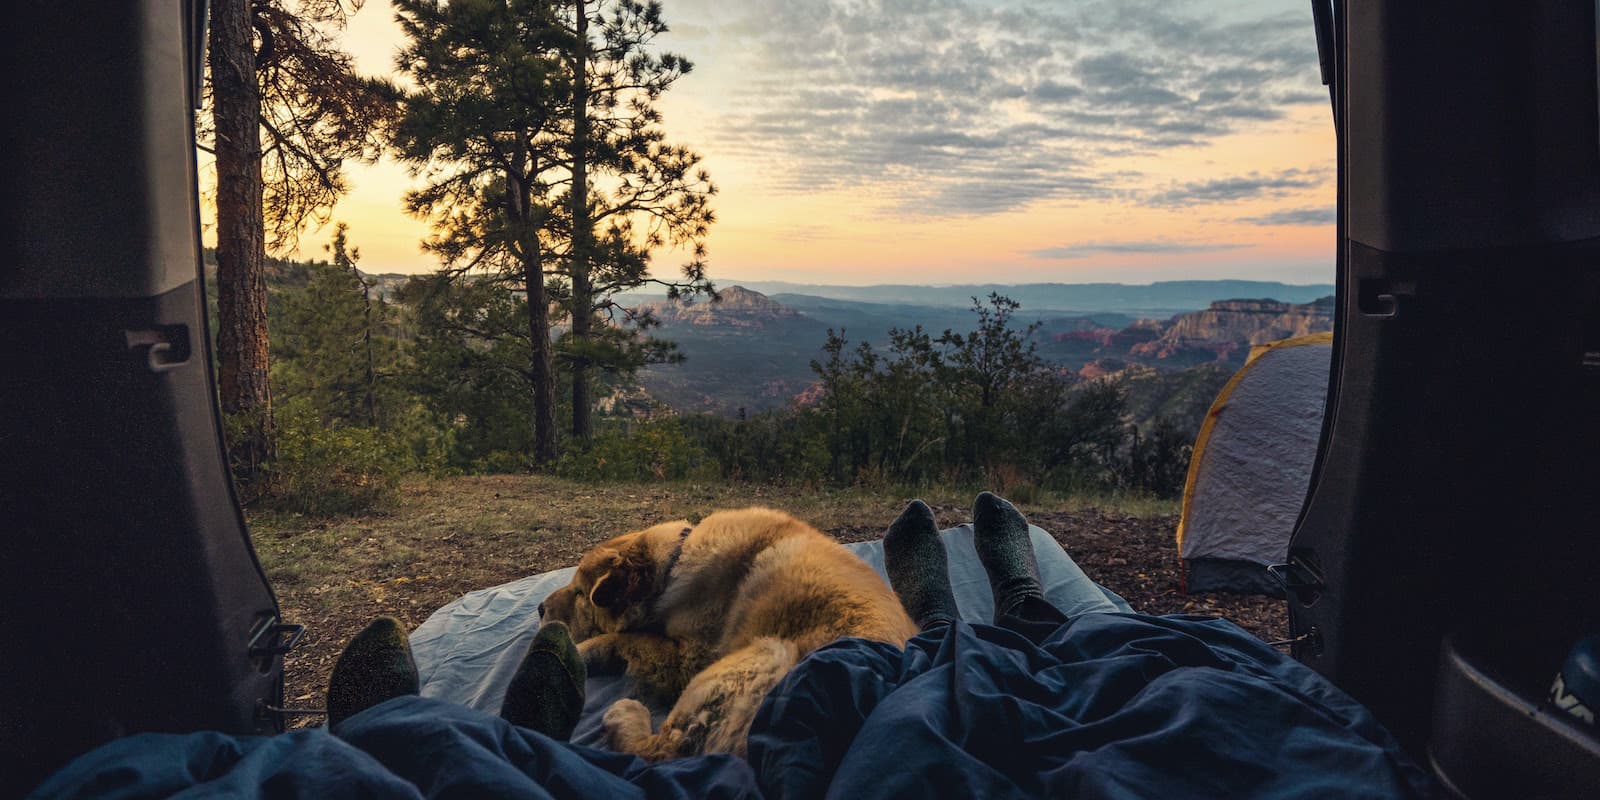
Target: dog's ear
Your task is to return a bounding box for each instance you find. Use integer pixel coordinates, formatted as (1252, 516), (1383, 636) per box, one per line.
(588, 545), (654, 613)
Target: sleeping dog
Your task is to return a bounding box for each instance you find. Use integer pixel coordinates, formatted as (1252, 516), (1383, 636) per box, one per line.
(538, 507), (917, 760)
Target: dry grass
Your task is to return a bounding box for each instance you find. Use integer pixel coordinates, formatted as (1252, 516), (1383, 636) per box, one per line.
(249, 474), (1282, 720)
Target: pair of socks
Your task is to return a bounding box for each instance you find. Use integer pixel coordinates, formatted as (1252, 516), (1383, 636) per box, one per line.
(884, 491), (1055, 630)
(326, 616), (585, 739)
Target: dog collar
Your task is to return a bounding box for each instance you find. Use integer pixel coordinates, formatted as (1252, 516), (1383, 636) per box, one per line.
(661, 526), (692, 584)
(646, 526), (692, 625)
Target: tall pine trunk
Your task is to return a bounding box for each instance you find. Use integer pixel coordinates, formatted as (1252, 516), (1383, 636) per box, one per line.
(210, 0), (274, 477)
(523, 237), (560, 466)
(568, 2), (594, 441)
(512, 150), (560, 465)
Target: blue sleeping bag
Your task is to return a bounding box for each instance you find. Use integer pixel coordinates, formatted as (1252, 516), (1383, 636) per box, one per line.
(29, 526), (1432, 798)
(750, 615), (1433, 799)
(26, 699), (760, 799)
(30, 614), (1431, 799)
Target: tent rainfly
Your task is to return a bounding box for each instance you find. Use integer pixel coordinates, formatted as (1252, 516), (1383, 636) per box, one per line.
(1176, 333), (1333, 596)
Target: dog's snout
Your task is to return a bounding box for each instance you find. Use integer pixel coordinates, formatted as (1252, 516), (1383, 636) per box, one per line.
(538, 600), (546, 618)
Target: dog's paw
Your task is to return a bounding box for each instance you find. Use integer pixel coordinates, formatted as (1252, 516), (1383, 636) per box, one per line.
(578, 635), (624, 674)
(602, 698), (653, 749)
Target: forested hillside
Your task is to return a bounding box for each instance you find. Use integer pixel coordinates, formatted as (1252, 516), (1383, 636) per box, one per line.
(225, 252), (1300, 511)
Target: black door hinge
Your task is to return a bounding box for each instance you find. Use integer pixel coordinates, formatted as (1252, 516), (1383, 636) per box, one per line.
(1267, 555), (1327, 606)
(248, 617), (305, 661)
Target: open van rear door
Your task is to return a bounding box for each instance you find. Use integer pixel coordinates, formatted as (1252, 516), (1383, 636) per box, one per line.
(1, 0), (286, 791)
(1292, 2), (1600, 793)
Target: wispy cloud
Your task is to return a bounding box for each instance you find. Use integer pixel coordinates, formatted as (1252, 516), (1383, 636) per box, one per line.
(1145, 169), (1326, 208)
(685, 0), (1324, 217)
(1027, 239), (1251, 259)
(1238, 206), (1335, 226)
(772, 223), (843, 243)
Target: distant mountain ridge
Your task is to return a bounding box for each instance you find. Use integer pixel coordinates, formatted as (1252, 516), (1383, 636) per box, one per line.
(1056, 296), (1334, 377)
(714, 279), (1335, 315)
(636, 286), (1335, 419)
(232, 252), (1328, 434)
(641, 285), (803, 326)
(1140, 296), (1334, 357)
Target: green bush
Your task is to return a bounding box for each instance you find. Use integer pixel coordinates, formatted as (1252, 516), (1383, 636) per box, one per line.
(1120, 417), (1194, 499)
(471, 449), (534, 474)
(555, 419), (716, 482)
(680, 410), (832, 485)
(258, 398), (414, 514)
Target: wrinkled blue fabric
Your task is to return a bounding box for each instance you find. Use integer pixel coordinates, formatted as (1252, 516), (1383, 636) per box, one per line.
(29, 697), (759, 799)
(24, 728), (419, 800)
(749, 614), (1433, 799)
(33, 614), (1430, 799)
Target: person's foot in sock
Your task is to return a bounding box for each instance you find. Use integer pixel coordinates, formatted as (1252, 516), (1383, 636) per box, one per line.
(883, 499), (958, 629)
(973, 492), (1046, 620)
(327, 616), (420, 728)
(500, 621), (587, 740)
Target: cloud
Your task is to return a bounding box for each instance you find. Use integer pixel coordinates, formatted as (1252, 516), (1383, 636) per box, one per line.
(1238, 206), (1335, 226)
(1027, 239), (1251, 259)
(1145, 169), (1326, 207)
(772, 223), (843, 243)
(684, 0), (1325, 217)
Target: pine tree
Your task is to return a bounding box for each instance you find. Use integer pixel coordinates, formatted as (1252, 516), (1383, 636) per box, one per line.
(557, 0), (716, 441)
(208, 0), (273, 476)
(392, 0), (714, 458)
(273, 224), (399, 428)
(203, 0), (397, 477)
(390, 0), (570, 465)
(399, 274), (551, 470)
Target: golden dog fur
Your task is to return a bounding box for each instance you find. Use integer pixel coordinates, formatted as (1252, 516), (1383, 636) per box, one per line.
(539, 507), (918, 760)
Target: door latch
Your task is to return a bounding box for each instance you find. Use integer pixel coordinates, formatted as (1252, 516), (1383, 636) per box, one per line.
(248, 617), (305, 661)
(123, 325), (190, 372)
(1267, 554), (1327, 606)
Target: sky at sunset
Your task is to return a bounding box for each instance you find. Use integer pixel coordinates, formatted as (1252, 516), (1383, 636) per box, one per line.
(236, 0), (1337, 286)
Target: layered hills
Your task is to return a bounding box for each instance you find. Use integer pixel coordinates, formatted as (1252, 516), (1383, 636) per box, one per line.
(643, 285), (805, 326)
(1047, 296), (1335, 376)
(719, 279), (1333, 316)
(634, 286), (1335, 428)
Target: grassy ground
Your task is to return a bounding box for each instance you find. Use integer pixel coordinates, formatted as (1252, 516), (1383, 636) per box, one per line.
(250, 475), (1285, 716)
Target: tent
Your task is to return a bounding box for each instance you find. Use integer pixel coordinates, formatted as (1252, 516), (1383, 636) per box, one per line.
(1176, 333), (1333, 596)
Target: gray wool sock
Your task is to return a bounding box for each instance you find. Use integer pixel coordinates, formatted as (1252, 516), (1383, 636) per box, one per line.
(327, 616), (420, 729)
(883, 499), (958, 630)
(972, 492), (1044, 620)
(501, 621), (587, 741)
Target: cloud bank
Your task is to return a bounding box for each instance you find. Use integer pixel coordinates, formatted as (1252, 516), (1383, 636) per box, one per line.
(1238, 206), (1336, 226)
(1146, 169), (1326, 207)
(685, 0), (1325, 217)
(1027, 239), (1250, 259)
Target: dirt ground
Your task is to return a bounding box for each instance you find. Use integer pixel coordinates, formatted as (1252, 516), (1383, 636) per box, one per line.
(250, 476), (1287, 722)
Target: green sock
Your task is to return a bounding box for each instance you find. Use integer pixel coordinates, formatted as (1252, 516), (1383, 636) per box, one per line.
(326, 616), (419, 728)
(884, 499), (958, 629)
(973, 492), (1045, 619)
(501, 621), (587, 741)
